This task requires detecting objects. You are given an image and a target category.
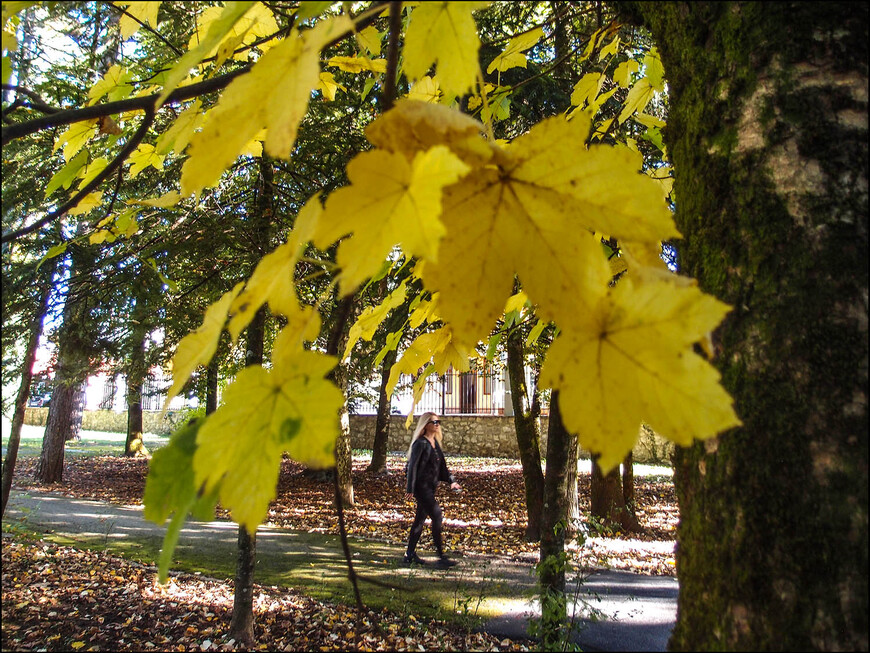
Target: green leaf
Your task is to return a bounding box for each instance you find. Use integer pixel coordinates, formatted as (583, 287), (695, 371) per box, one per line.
(485, 331), (502, 361)
(36, 242), (67, 272)
(296, 1), (334, 20)
(525, 321), (546, 347)
(143, 418), (219, 583)
(193, 345), (343, 531)
(44, 150), (88, 197)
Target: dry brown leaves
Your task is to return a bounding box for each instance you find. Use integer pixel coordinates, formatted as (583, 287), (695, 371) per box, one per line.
(1, 538), (531, 652)
(11, 452), (678, 575)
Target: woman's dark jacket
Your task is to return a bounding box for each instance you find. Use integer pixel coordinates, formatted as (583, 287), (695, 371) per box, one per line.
(406, 437), (455, 496)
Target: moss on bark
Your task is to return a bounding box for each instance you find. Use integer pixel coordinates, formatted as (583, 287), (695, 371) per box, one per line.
(631, 2), (868, 650)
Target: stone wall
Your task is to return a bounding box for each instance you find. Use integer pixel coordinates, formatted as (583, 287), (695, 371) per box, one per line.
(22, 409), (674, 464)
(350, 415), (674, 464)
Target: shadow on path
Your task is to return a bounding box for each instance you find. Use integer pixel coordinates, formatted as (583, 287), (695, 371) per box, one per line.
(4, 490), (677, 651)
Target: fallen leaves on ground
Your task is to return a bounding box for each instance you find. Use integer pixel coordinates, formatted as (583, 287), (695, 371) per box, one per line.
(2, 538), (531, 652)
(11, 452), (678, 575)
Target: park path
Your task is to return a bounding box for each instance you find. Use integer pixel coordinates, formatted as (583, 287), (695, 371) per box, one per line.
(3, 490), (677, 651)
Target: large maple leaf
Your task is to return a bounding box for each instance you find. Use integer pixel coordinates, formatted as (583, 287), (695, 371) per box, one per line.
(422, 114), (678, 347)
(540, 278), (741, 471)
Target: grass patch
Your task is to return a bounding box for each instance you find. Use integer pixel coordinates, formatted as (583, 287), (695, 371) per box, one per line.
(1, 425), (168, 459)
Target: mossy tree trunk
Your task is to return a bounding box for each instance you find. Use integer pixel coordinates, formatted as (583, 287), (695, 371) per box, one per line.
(507, 324), (545, 542)
(632, 3), (868, 649)
(591, 454), (640, 533)
(538, 391), (572, 648)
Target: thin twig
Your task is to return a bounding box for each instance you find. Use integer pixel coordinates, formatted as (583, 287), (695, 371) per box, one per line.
(333, 470), (364, 613)
(109, 3), (184, 56)
(0, 84), (61, 114)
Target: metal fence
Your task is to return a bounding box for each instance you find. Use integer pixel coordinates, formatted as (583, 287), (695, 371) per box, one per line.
(350, 368), (507, 416)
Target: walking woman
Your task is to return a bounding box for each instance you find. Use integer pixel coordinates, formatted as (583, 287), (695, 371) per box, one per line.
(404, 412), (461, 568)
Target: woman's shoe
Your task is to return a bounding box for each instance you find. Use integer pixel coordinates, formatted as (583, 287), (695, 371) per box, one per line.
(435, 555), (458, 569)
(403, 553), (427, 566)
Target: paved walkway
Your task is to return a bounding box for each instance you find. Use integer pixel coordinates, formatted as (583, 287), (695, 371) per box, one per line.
(3, 490), (677, 651)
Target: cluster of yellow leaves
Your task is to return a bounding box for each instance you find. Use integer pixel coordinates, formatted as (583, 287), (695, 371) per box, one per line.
(319, 101), (739, 471)
(139, 3), (738, 540)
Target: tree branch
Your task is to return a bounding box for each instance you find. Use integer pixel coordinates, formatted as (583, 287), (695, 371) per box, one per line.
(1, 105), (156, 243)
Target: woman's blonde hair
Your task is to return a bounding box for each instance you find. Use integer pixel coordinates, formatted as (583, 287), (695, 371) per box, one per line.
(406, 411), (441, 460)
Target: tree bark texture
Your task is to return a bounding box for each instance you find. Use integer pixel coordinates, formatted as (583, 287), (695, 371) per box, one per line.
(634, 3), (868, 649)
(507, 326), (545, 542)
(230, 525), (257, 647)
(2, 262), (53, 515)
(36, 241), (95, 481)
(538, 391), (572, 643)
(367, 345), (397, 474)
(591, 455), (640, 533)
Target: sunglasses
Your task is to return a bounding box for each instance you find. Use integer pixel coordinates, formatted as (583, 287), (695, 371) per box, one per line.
(428, 420), (441, 426)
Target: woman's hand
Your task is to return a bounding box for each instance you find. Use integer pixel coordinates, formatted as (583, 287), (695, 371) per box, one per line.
(450, 482), (461, 493)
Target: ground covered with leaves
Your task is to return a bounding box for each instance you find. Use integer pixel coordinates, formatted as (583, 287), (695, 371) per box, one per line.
(11, 452), (678, 575)
(2, 537), (530, 652)
(4, 452), (677, 651)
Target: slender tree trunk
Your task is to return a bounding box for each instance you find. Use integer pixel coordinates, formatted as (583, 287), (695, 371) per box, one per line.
(2, 263), (54, 515)
(229, 306), (265, 646)
(124, 378), (143, 456)
(231, 525), (257, 647)
(565, 431), (582, 535)
(506, 325), (544, 542)
(591, 455), (640, 533)
(367, 345), (397, 474)
(622, 451), (635, 512)
(632, 3), (868, 649)
(326, 295), (358, 507)
(205, 356), (219, 416)
(538, 391), (572, 647)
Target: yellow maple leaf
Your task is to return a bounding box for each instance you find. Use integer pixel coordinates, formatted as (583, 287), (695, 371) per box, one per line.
(180, 15), (351, 196)
(403, 1), (489, 98)
(344, 279), (408, 359)
(127, 143), (165, 178)
(118, 1), (161, 40)
(67, 191), (103, 216)
(313, 145), (470, 295)
(486, 26), (543, 74)
(318, 71), (345, 101)
(407, 76), (441, 103)
(366, 99), (494, 168)
(155, 99), (204, 155)
(327, 55), (387, 74)
(539, 278), (741, 472)
(87, 64), (133, 104)
(53, 119), (98, 161)
(419, 114), (680, 346)
(387, 326), (471, 396)
(194, 347), (342, 531)
(163, 283), (243, 411)
(355, 25), (381, 56)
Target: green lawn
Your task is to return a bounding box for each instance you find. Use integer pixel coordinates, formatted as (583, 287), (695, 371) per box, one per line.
(1, 421), (169, 458)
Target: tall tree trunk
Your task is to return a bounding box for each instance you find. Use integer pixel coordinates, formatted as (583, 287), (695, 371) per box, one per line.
(229, 306), (266, 646)
(506, 325), (544, 542)
(565, 431), (582, 535)
(2, 261), (54, 515)
(538, 391), (572, 648)
(633, 3), (868, 649)
(36, 238), (94, 482)
(621, 451), (635, 514)
(367, 345), (397, 474)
